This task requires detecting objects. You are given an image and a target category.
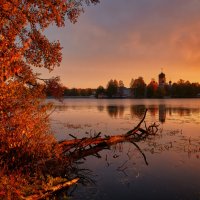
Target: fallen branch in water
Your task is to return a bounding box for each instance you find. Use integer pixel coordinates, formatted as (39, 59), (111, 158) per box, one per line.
(59, 109), (159, 163)
(22, 178), (79, 200)
(23, 109), (159, 200)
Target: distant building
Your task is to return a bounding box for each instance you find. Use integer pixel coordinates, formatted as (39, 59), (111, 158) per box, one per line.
(158, 72), (166, 86)
(122, 87), (131, 97)
(117, 87), (131, 98)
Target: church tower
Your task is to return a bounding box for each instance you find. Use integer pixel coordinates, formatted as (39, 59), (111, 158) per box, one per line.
(158, 71), (166, 86)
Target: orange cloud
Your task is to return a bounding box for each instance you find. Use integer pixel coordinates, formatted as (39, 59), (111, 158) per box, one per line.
(42, 0), (200, 88)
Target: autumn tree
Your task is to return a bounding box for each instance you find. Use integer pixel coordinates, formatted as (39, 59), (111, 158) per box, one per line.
(1, 0), (99, 150)
(0, 1), (99, 197)
(130, 77), (146, 98)
(146, 79), (158, 98)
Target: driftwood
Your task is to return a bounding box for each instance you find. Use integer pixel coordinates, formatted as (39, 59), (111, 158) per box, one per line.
(23, 109), (159, 200)
(59, 109), (159, 163)
(22, 178), (79, 200)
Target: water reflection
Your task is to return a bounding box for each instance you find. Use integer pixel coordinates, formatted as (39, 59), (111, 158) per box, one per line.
(159, 104), (166, 123)
(52, 102), (200, 125)
(97, 105), (104, 112)
(130, 105), (146, 119)
(106, 106), (125, 118)
(104, 104), (200, 124)
(47, 99), (200, 200)
(67, 129), (200, 200)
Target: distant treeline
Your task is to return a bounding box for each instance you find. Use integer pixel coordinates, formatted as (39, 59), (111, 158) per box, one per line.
(96, 78), (200, 98)
(46, 77), (200, 98)
(46, 87), (95, 97)
(96, 77), (200, 98)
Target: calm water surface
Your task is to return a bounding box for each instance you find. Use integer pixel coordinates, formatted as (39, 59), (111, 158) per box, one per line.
(49, 99), (200, 200)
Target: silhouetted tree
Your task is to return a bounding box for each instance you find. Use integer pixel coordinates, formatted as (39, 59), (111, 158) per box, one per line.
(171, 79), (200, 98)
(131, 77), (146, 98)
(106, 79), (118, 98)
(146, 79), (158, 98)
(157, 87), (166, 98)
(70, 88), (79, 96)
(79, 89), (85, 96)
(85, 88), (93, 96)
(63, 87), (70, 96)
(118, 80), (124, 97)
(130, 78), (135, 97)
(95, 86), (105, 98)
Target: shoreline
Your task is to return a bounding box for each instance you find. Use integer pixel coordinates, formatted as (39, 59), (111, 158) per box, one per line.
(46, 96), (200, 100)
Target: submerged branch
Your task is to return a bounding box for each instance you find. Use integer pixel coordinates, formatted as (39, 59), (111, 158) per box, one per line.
(59, 109), (158, 161)
(131, 141), (148, 165)
(22, 109), (159, 199)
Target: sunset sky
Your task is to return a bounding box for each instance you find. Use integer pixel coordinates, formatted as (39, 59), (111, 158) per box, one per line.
(44, 0), (200, 88)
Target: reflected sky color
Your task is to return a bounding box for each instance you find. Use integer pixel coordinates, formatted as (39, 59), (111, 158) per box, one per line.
(49, 98), (200, 139)
(50, 98), (200, 200)
(44, 0), (200, 88)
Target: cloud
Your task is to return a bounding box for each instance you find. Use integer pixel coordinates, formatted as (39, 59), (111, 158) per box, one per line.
(43, 0), (200, 87)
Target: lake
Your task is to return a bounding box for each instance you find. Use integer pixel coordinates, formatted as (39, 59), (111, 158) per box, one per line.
(49, 98), (200, 200)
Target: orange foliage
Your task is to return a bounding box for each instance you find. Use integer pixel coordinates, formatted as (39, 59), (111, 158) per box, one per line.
(0, 0), (99, 160)
(0, 0), (99, 198)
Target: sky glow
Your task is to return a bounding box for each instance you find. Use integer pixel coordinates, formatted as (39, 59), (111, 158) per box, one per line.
(44, 0), (200, 88)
